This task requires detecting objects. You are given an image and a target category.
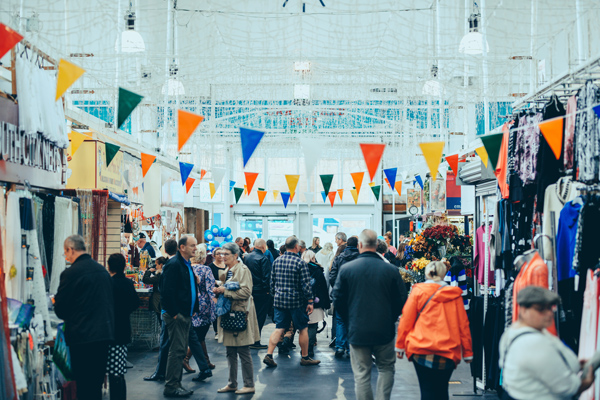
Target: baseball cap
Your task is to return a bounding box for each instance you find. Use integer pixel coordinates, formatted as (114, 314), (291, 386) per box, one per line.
(517, 286), (560, 308)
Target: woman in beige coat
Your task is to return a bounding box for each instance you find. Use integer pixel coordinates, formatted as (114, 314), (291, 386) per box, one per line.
(213, 242), (260, 395)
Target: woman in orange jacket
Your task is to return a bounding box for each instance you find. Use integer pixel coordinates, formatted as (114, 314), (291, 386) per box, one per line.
(396, 261), (473, 400)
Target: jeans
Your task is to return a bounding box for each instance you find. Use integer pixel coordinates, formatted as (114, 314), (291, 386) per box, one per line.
(154, 319), (170, 376)
(349, 340), (396, 400)
(188, 325), (209, 371)
(163, 313), (192, 392)
(253, 292), (272, 335)
(413, 362), (454, 400)
(226, 346), (254, 389)
(335, 312), (348, 351)
(70, 341), (109, 400)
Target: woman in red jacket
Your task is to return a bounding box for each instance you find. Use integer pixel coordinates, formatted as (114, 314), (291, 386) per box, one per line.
(396, 261), (473, 400)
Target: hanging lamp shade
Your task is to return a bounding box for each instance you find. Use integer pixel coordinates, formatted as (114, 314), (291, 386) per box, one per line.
(116, 30), (145, 53)
(459, 31), (489, 55)
(161, 79), (185, 96)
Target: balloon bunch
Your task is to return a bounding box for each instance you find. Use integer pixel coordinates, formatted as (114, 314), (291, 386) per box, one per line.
(204, 225), (233, 251)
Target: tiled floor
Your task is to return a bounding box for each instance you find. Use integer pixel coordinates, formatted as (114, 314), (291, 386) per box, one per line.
(116, 316), (497, 400)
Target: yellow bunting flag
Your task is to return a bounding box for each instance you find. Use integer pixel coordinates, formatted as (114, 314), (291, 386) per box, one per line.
(209, 182), (216, 199)
(257, 190), (267, 206)
(368, 181), (376, 187)
(273, 190), (280, 201)
(539, 117), (564, 160)
(475, 146), (489, 168)
(337, 189), (344, 200)
(177, 110), (204, 151)
(68, 130), (89, 156)
(244, 185), (248, 195)
(56, 59), (85, 101)
(285, 174), (300, 195)
(350, 189), (359, 204)
(419, 141), (445, 181)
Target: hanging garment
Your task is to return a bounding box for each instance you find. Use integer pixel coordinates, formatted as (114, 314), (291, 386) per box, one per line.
(573, 196), (600, 276)
(495, 123), (511, 199)
(469, 296), (484, 379)
(514, 112), (543, 185)
(578, 270), (598, 400)
(42, 194), (55, 277)
(574, 81), (600, 182)
(555, 200), (582, 282)
(5, 192), (23, 301)
(564, 95), (577, 171)
(473, 224), (495, 286)
(49, 197), (74, 294)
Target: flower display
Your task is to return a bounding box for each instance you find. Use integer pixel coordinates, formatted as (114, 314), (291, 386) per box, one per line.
(422, 225), (457, 246)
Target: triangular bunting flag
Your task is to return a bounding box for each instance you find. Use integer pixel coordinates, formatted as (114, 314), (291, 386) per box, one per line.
(480, 133), (504, 170)
(0, 23), (23, 59)
(240, 127), (265, 168)
(351, 172), (364, 196)
(209, 182), (216, 199)
(68, 131), (88, 156)
(368, 181), (376, 187)
(320, 174), (334, 194)
(539, 117), (564, 160)
(281, 192), (290, 208)
(337, 189), (344, 200)
(200, 169), (207, 179)
(359, 143), (386, 181)
(141, 153), (156, 177)
(415, 175), (424, 190)
(419, 141), (445, 181)
(593, 105), (600, 119)
(244, 185), (248, 195)
(350, 189), (359, 204)
(229, 180), (236, 192)
(257, 190), (267, 206)
(179, 162), (194, 185)
(178, 110), (204, 151)
(55, 59), (86, 101)
(395, 181), (402, 198)
(105, 143), (120, 167)
(300, 138), (325, 177)
(234, 187), (244, 204)
(117, 87), (144, 129)
(383, 168), (397, 190)
(185, 177), (195, 193)
(285, 174), (300, 195)
(212, 168), (226, 191)
(244, 172), (259, 194)
(445, 154), (459, 176)
(327, 191), (336, 207)
(273, 190), (280, 201)
(132, 187), (139, 195)
(370, 185), (381, 201)
(290, 192), (296, 203)
(321, 191), (327, 203)
(475, 146), (489, 168)
(384, 177), (392, 189)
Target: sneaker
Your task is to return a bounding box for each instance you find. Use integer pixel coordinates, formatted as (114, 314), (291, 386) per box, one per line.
(192, 369), (212, 382)
(300, 357), (321, 366)
(263, 355), (277, 368)
(335, 349), (345, 358)
(249, 342), (268, 350)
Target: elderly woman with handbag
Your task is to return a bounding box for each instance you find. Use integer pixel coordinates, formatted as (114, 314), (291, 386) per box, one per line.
(213, 242), (260, 395)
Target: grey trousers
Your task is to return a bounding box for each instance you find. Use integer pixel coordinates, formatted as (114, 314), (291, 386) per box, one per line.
(349, 340), (396, 400)
(163, 313), (192, 391)
(226, 346), (254, 389)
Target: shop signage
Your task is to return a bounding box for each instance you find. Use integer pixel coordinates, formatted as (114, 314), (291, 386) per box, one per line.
(446, 171), (462, 210)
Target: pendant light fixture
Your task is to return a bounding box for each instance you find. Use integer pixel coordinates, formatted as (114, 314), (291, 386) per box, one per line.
(459, 2), (489, 55)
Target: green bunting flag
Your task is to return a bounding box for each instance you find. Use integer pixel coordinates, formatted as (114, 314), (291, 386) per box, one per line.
(480, 133), (504, 170)
(370, 185), (381, 201)
(117, 87), (144, 129)
(320, 174), (334, 194)
(105, 143), (120, 167)
(234, 187), (244, 204)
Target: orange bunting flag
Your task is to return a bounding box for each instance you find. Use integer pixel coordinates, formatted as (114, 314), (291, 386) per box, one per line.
(141, 153), (157, 177)
(177, 110), (204, 151)
(257, 190), (267, 206)
(350, 189), (359, 204)
(475, 146), (489, 168)
(244, 185), (248, 195)
(200, 169), (207, 179)
(185, 177), (195, 193)
(337, 189), (344, 200)
(209, 182), (216, 199)
(132, 187), (139, 195)
(384, 177), (392, 189)
(539, 117), (564, 160)
(445, 154), (459, 176)
(359, 143), (386, 181)
(290, 192), (296, 203)
(419, 141), (445, 181)
(244, 172), (259, 194)
(327, 191), (337, 207)
(351, 172), (364, 196)
(395, 181), (402, 198)
(285, 174), (300, 195)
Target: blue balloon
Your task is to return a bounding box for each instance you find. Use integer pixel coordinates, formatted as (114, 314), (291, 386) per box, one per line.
(204, 230), (214, 241)
(222, 227), (232, 236)
(225, 234), (233, 242)
(211, 225), (220, 235)
(218, 228), (225, 237)
(211, 240), (220, 248)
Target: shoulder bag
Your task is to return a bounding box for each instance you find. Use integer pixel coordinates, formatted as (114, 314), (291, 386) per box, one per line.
(220, 295), (253, 333)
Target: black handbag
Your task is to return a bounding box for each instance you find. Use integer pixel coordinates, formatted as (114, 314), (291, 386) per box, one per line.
(220, 296), (252, 332)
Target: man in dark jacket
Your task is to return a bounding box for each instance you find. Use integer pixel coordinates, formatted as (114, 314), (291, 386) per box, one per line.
(333, 229), (407, 400)
(54, 235), (114, 400)
(244, 239), (272, 349)
(329, 235), (360, 357)
(159, 236), (199, 398)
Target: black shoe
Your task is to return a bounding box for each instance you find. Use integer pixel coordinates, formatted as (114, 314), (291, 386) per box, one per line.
(163, 387), (193, 397)
(144, 373), (164, 381)
(329, 338), (336, 348)
(249, 342), (268, 350)
(335, 349), (345, 358)
(192, 369), (212, 382)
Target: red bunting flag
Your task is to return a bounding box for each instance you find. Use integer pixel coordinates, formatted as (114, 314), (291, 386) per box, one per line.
(445, 154), (459, 176)
(359, 143), (386, 181)
(185, 177), (195, 193)
(0, 23), (23, 59)
(327, 191), (337, 207)
(244, 172), (259, 194)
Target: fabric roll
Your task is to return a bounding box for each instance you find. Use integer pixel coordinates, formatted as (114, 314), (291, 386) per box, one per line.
(50, 197), (74, 294)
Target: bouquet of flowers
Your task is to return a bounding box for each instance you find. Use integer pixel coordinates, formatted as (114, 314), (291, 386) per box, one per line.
(422, 225), (457, 247)
(448, 234), (473, 256)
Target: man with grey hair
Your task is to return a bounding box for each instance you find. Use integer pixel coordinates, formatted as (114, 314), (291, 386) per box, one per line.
(55, 235), (115, 400)
(263, 236), (320, 367)
(244, 239), (272, 349)
(298, 239), (307, 256)
(333, 229), (407, 400)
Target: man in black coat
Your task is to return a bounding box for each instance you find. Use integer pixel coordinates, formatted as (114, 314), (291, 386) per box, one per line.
(244, 239), (272, 349)
(159, 236), (199, 398)
(333, 229), (407, 400)
(54, 235), (114, 400)
(329, 235), (360, 357)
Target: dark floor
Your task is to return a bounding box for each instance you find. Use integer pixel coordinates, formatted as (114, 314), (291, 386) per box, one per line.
(114, 316), (498, 400)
